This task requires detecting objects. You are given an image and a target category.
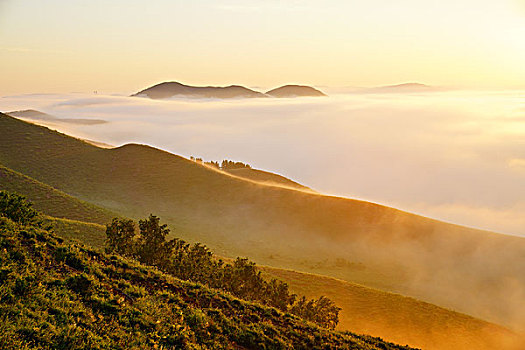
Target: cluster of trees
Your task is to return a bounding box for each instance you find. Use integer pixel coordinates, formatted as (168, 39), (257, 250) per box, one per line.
(106, 215), (340, 329)
(190, 157), (252, 170)
(218, 160), (251, 170)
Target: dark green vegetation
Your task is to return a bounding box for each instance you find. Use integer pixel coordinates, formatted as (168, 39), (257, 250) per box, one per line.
(0, 194), (414, 349)
(105, 215), (340, 329)
(1, 112), (524, 349)
(201, 159), (252, 170)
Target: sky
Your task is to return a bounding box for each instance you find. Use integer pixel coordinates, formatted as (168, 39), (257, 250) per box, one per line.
(1, 0), (525, 95)
(1, 90), (524, 237)
(1, 0), (524, 235)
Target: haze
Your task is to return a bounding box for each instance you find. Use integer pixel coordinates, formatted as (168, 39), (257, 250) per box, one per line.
(1, 0), (525, 94)
(2, 90), (524, 236)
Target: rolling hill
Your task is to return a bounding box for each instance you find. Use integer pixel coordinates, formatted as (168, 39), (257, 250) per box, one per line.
(1, 112), (524, 337)
(8, 109), (107, 125)
(0, 165), (117, 225)
(0, 208), (414, 350)
(261, 267), (523, 350)
(1, 160), (520, 349)
(266, 85), (326, 97)
(131, 81), (266, 99)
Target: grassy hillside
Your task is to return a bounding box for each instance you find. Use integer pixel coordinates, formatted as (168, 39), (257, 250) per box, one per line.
(0, 209), (414, 349)
(1, 112), (524, 334)
(0, 169), (521, 350)
(45, 217), (106, 248)
(262, 267), (523, 350)
(0, 165), (117, 225)
(0, 161), (521, 349)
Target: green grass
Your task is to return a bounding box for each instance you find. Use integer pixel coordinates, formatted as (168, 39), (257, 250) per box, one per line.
(1, 112), (525, 335)
(0, 214), (415, 349)
(0, 165), (117, 225)
(44, 216), (106, 248)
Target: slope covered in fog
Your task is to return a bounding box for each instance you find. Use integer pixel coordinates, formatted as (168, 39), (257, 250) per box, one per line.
(2, 157), (520, 349)
(2, 204), (416, 350)
(262, 267), (523, 350)
(1, 112), (524, 334)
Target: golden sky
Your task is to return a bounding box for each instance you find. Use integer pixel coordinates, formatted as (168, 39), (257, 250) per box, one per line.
(1, 0), (524, 94)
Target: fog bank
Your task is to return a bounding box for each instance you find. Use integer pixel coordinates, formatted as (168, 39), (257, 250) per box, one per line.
(1, 90), (524, 236)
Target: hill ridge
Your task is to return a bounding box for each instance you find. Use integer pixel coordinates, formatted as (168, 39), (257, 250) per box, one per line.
(131, 81), (267, 99)
(132, 81), (328, 99)
(266, 85), (326, 97)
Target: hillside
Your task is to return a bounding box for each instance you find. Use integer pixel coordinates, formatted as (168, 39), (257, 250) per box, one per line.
(0, 164), (519, 349)
(224, 167), (313, 191)
(7, 109), (56, 121)
(0, 165), (117, 225)
(262, 267), (523, 350)
(0, 208), (413, 350)
(7, 109), (107, 125)
(1, 112), (524, 334)
(266, 85), (326, 97)
(131, 82), (266, 99)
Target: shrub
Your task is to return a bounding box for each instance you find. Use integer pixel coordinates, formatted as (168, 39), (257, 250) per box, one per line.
(66, 273), (93, 296)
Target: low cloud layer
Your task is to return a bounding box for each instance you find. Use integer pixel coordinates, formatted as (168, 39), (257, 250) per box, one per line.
(1, 90), (524, 236)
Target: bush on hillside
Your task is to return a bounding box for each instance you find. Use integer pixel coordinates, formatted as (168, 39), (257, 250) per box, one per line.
(0, 190), (414, 349)
(105, 215), (341, 329)
(0, 191), (42, 227)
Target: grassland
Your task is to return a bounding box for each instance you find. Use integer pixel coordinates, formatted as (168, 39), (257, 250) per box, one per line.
(0, 161), (520, 349)
(0, 208), (415, 349)
(1, 112), (524, 339)
(0, 165), (117, 225)
(261, 267), (523, 350)
(45, 217), (106, 248)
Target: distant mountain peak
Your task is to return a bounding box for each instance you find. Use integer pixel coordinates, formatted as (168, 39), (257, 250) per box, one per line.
(381, 82), (430, 89)
(132, 81), (328, 99)
(363, 82), (439, 93)
(266, 85), (326, 97)
(131, 81), (267, 99)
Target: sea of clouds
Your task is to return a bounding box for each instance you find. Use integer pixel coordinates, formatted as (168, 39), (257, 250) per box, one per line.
(1, 90), (524, 236)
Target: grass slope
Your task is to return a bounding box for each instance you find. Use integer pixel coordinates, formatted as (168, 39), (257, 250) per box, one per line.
(0, 167), (521, 350)
(1, 112), (524, 334)
(0, 165), (117, 225)
(45, 217), (106, 248)
(0, 215), (414, 350)
(262, 267), (523, 350)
